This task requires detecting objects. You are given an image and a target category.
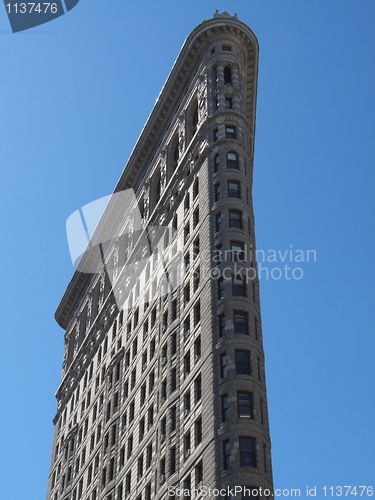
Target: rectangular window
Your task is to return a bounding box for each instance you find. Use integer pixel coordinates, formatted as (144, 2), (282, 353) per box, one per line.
(195, 374), (202, 402)
(223, 440), (231, 470)
(238, 392), (253, 418)
(161, 417), (167, 437)
(225, 97), (233, 109)
(231, 242), (244, 261)
(145, 484), (151, 500)
(216, 213), (222, 232)
(182, 477), (191, 500)
(194, 335), (201, 358)
(184, 284), (190, 304)
(160, 457), (166, 476)
(184, 254), (190, 274)
(194, 237), (200, 258)
(215, 244), (222, 264)
(228, 181), (240, 198)
(218, 277), (225, 300)
(170, 368), (177, 392)
(184, 391), (191, 412)
(193, 267), (200, 291)
(184, 316), (190, 337)
(233, 276), (246, 296)
(137, 455), (143, 478)
(120, 447), (125, 467)
(193, 178), (199, 198)
(125, 473), (131, 494)
(184, 351), (190, 375)
(215, 183), (221, 202)
(220, 353), (227, 378)
(171, 333), (177, 355)
(213, 128), (219, 142)
(184, 432), (191, 456)
(139, 418), (145, 441)
(214, 154), (220, 172)
(194, 301), (201, 326)
(222, 45), (232, 51)
(109, 457), (115, 481)
(221, 394), (229, 422)
(184, 223), (190, 243)
(172, 299), (178, 320)
(227, 152), (238, 169)
(219, 313), (226, 337)
(141, 384), (146, 405)
(127, 435), (133, 458)
(161, 379), (167, 400)
(150, 338), (156, 358)
(148, 405), (154, 427)
(129, 401), (135, 422)
(229, 210), (242, 229)
(195, 417), (202, 445)
(236, 350), (251, 375)
(147, 444), (152, 467)
(193, 208), (199, 228)
(170, 446), (176, 474)
(196, 461), (203, 486)
(110, 423), (116, 446)
(170, 406), (177, 431)
(226, 126), (236, 139)
(239, 437), (256, 467)
(234, 311), (248, 334)
(131, 369), (136, 388)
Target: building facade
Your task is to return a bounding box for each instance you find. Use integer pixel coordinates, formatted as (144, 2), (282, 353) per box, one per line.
(47, 11), (273, 500)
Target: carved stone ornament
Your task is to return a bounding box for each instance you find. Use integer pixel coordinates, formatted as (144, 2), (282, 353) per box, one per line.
(216, 116), (225, 124)
(213, 10), (238, 20)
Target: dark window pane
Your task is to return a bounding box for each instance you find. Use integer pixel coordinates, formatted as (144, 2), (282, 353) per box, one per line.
(234, 311), (248, 334)
(236, 350), (250, 375)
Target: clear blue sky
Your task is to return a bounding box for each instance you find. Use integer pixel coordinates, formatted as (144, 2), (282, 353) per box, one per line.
(0, 1), (374, 499)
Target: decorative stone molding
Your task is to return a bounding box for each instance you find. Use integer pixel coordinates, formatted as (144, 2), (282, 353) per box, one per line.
(213, 10), (238, 20)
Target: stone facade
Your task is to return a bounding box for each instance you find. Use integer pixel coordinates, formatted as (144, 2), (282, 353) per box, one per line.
(47, 12), (273, 500)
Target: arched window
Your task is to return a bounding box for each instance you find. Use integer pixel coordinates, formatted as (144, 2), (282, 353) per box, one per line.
(227, 152), (238, 169)
(224, 66), (232, 85)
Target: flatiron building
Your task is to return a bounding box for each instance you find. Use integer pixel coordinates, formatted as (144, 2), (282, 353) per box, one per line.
(47, 11), (273, 500)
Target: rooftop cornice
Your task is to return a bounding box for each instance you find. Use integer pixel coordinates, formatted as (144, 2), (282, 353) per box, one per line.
(55, 14), (259, 330)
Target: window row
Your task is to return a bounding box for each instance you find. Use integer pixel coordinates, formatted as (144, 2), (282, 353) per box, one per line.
(223, 437), (263, 469)
(215, 180), (249, 204)
(214, 151), (240, 172)
(213, 125), (237, 142)
(218, 311), (259, 339)
(220, 350), (263, 379)
(217, 274), (256, 300)
(221, 392), (265, 424)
